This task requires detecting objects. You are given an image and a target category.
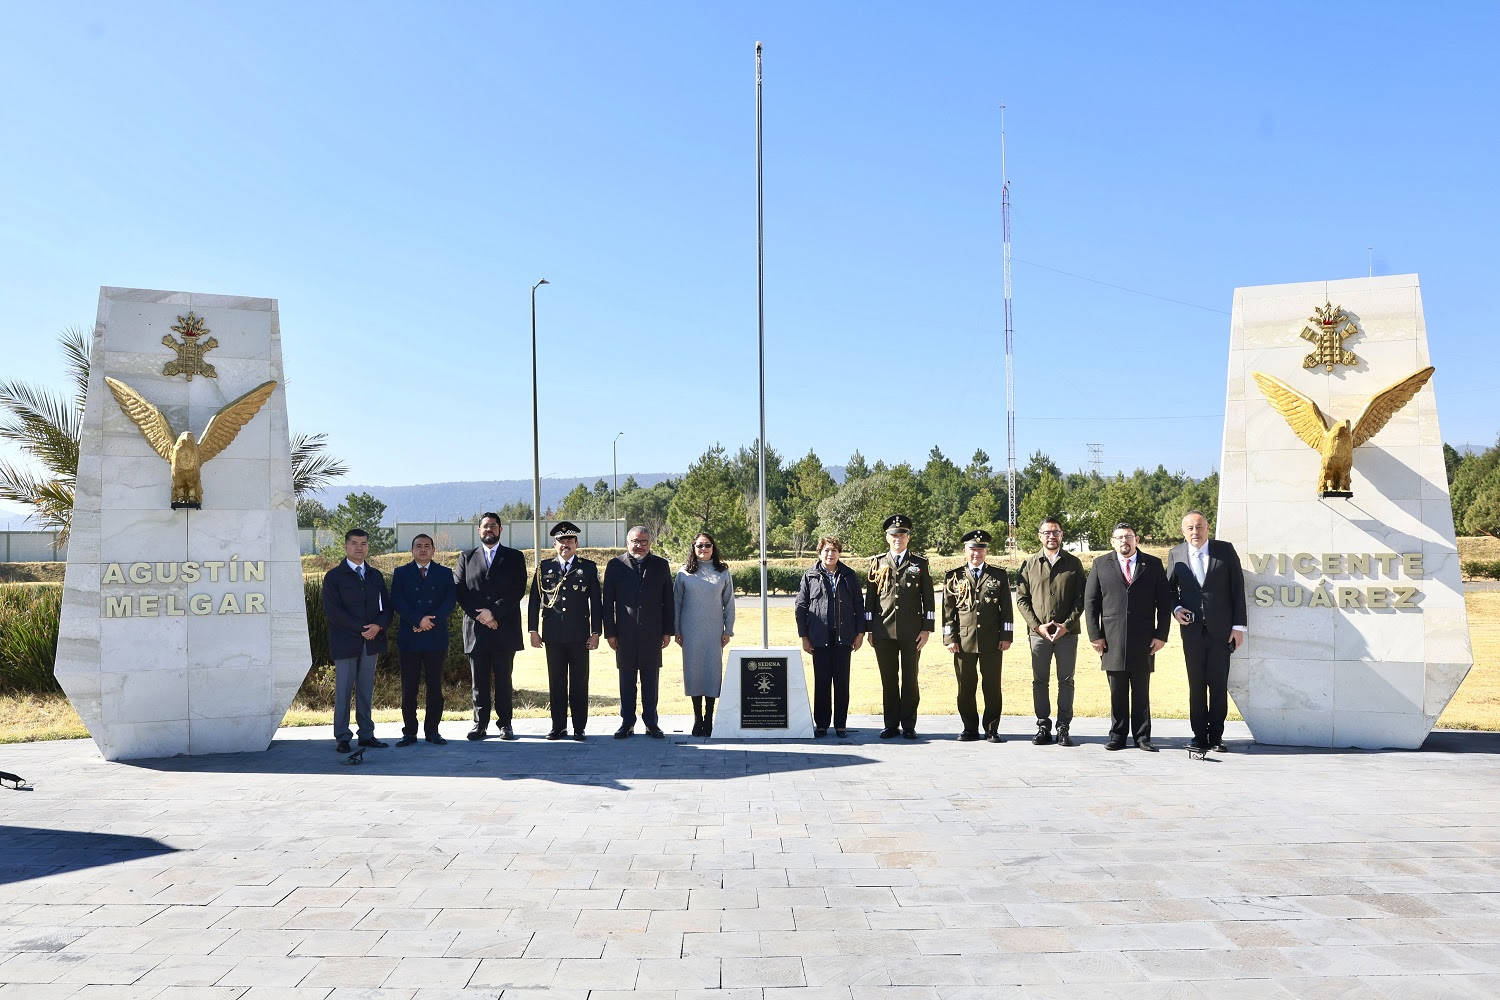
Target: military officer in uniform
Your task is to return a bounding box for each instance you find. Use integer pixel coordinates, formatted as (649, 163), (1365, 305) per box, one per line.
(528, 521), (603, 741)
(864, 513), (935, 739)
(942, 529), (1014, 742)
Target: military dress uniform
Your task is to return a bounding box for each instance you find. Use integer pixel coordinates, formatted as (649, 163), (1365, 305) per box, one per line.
(942, 530), (1014, 742)
(864, 514), (935, 738)
(527, 523), (603, 739)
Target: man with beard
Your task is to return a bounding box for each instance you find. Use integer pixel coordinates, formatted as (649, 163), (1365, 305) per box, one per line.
(454, 513), (527, 741)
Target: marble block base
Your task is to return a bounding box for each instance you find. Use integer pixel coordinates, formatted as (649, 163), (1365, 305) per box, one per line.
(713, 647), (815, 739)
(1219, 275), (1471, 749)
(55, 287), (311, 761)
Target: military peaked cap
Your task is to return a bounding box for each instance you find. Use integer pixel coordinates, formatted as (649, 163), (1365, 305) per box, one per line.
(550, 521), (581, 539)
(961, 529), (991, 548)
(883, 514), (912, 533)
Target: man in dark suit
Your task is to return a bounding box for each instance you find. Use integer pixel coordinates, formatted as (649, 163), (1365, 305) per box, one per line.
(321, 528), (393, 754)
(941, 529), (1014, 743)
(1084, 521), (1172, 751)
(1166, 510), (1247, 755)
(454, 513), (528, 741)
(602, 525), (675, 739)
(528, 521), (603, 741)
(389, 533), (457, 746)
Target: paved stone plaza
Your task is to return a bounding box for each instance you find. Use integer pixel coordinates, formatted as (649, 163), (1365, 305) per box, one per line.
(2, 716), (1499, 999)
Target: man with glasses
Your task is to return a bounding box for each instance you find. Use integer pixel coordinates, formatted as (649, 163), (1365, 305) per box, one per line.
(1084, 522), (1172, 751)
(864, 513), (934, 739)
(1014, 517), (1086, 747)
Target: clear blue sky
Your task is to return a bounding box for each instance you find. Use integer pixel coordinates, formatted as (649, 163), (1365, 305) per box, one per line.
(3, 1), (1497, 508)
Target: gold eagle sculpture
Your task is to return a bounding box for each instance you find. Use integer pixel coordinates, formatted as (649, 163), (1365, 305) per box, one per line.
(1251, 366), (1435, 496)
(104, 377), (278, 508)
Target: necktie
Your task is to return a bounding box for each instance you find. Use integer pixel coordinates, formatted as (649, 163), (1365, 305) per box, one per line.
(1194, 550), (1205, 585)
(1123, 558), (1132, 584)
(420, 565), (427, 580)
(971, 568), (980, 584)
(356, 564), (365, 580)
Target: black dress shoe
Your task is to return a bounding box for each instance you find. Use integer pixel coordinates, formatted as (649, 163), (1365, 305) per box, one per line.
(335, 739), (351, 753)
(835, 729), (848, 738)
(814, 727), (828, 738)
(1032, 724), (1054, 746)
(572, 732), (586, 742)
(1106, 739), (1126, 751)
(467, 727), (487, 741)
(880, 728), (899, 739)
(692, 720), (707, 737)
(357, 738), (388, 749)
(987, 733), (1005, 743)
(546, 730), (566, 741)
(1137, 739), (1158, 752)
(957, 731), (982, 742)
(902, 729), (918, 740)
(1056, 726), (1075, 747)
(500, 726), (517, 741)
(614, 726), (634, 739)
(396, 735), (417, 747)
(425, 734), (448, 745)
(1212, 741), (1229, 753)
(646, 726), (665, 739)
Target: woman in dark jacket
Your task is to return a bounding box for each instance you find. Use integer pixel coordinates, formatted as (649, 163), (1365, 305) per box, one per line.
(795, 535), (866, 738)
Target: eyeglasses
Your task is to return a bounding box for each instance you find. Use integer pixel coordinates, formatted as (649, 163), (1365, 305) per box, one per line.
(694, 542), (714, 550)
(1040, 530), (1062, 536)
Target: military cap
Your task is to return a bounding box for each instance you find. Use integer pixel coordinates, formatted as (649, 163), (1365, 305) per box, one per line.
(961, 529), (991, 548)
(883, 514), (912, 533)
(549, 521), (581, 540)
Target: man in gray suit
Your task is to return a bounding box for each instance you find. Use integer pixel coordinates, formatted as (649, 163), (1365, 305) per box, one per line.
(1165, 510), (1247, 755)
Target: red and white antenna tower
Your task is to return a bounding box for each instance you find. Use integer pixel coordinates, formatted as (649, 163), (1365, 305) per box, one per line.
(1001, 103), (1017, 551)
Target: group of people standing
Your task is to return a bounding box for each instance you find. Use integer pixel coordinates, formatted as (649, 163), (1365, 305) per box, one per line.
(321, 507), (1246, 758)
(319, 515), (736, 752)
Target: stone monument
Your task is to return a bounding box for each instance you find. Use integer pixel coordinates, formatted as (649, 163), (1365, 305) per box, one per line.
(1219, 274), (1472, 749)
(712, 647), (815, 739)
(56, 287), (311, 761)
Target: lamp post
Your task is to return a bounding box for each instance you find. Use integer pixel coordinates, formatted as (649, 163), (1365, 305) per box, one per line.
(530, 278), (548, 575)
(612, 431), (624, 547)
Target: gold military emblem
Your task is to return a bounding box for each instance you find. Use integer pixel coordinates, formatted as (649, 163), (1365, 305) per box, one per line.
(1251, 366), (1434, 497)
(1300, 301), (1360, 372)
(161, 312), (220, 381)
(105, 377), (278, 508)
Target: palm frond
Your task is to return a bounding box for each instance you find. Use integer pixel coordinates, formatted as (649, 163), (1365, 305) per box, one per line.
(61, 325), (91, 414)
(290, 432), (348, 497)
(0, 461), (73, 541)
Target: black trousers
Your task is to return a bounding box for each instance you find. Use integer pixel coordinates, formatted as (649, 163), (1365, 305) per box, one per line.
(872, 637), (921, 731)
(811, 644), (852, 729)
(1182, 627), (1232, 745)
(954, 650), (1002, 734)
(400, 649), (445, 738)
(618, 660), (660, 729)
(1106, 669), (1152, 743)
(545, 641), (590, 732)
(469, 647), (516, 729)
(1029, 632), (1078, 725)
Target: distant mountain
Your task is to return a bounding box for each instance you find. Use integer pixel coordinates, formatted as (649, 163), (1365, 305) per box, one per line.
(306, 474), (681, 523)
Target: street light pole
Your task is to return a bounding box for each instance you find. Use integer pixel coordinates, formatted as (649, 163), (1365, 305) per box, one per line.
(612, 431), (624, 547)
(755, 41), (769, 648)
(530, 279), (548, 576)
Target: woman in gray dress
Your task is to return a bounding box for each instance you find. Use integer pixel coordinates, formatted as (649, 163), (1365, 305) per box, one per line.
(674, 531), (735, 736)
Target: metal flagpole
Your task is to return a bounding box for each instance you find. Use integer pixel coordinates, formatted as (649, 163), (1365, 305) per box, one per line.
(755, 41), (769, 648)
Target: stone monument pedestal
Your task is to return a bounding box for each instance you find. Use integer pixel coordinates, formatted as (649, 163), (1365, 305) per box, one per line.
(712, 647), (815, 739)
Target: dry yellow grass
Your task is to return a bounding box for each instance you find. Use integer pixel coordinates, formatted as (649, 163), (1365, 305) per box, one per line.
(6, 591), (1499, 741)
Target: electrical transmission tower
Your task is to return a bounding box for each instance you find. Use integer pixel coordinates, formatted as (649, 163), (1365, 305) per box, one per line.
(1087, 443), (1103, 476)
(1001, 104), (1017, 551)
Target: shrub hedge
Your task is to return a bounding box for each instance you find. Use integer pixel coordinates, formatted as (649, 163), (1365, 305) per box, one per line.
(0, 583), (62, 693)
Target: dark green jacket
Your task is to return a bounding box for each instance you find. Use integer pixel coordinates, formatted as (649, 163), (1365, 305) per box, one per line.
(863, 550), (935, 641)
(1014, 549), (1086, 636)
(942, 563), (1014, 653)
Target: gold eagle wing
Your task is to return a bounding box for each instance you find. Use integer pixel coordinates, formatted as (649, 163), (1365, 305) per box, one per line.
(1250, 371), (1329, 449)
(1351, 366), (1435, 448)
(104, 377), (176, 461)
(198, 380), (278, 461)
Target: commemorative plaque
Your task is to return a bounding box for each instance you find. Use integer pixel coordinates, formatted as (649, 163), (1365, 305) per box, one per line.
(739, 655), (790, 729)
